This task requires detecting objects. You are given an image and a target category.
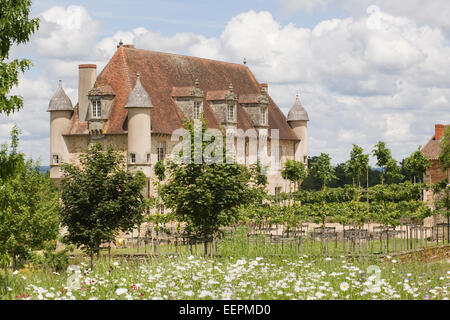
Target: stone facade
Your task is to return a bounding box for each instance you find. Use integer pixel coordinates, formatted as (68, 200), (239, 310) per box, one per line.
(47, 45), (310, 202)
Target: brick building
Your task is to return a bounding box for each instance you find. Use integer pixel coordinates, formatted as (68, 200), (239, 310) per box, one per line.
(421, 124), (449, 204)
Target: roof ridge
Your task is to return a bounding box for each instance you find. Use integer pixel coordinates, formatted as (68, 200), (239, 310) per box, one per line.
(123, 46), (249, 68)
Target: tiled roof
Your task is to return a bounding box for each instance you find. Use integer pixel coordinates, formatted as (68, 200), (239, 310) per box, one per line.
(67, 47), (298, 140)
(88, 84), (115, 96)
(421, 125), (448, 160)
(287, 95), (309, 121)
(48, 81), (73, 112)
(124, 74), (153, 108)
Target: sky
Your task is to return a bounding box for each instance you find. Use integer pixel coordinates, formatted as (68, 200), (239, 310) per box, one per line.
(2, 0), (450, 166)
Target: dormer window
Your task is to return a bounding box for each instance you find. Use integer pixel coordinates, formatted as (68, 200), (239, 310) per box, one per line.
(227, 104), (235, 122)
(261, 108), (267, 125)
(193, 101), (201, 120)
(92, 100), (101, 119)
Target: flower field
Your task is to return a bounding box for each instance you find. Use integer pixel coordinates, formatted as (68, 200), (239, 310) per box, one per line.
(1, 255), (448, 300)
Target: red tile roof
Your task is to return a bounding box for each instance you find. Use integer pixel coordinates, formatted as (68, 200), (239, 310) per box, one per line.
(67, 47), (298, 140)
(421, 124), (449, 160)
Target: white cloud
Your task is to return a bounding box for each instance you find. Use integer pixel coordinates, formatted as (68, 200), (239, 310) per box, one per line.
(35, 5), (100, 60)
(278, 0), (450, 36)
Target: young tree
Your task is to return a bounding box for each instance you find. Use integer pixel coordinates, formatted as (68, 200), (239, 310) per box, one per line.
(310, 153), (336, 190)
(372, 141), (392, 184)
(0, 127), (59, 270)
(345, 144), (369, 188)
(385, 158), (404, 184)
(0, 126), (23, 183)
(439, 126), (450, 172)
(281, 158), (308, 199)
(160, 117), (258, 247)
(60, 143), (147, 269)
(0, 0), (39, 115)
(403, 147), (431, 183)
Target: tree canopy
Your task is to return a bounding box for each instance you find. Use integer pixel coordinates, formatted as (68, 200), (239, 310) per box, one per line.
(0, 127), (59, 270)
(0, 0), (39, 115)
(160, 117), (259, 241)
(59, 143), (147, 269)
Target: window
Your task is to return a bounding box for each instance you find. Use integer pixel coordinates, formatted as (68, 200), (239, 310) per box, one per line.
(147, 153), (151, 163)
(92, 100), (101, 119)
(130, 153), (136, 164)
(157, 142), (165, 161)
(159, 204), (165, 215)
(227, 104), (235, 122)
(303, 156), (307, 164)
(193, 101), (201, 120)
(261, 108), (267, 125)
(52, 155), (59, 165)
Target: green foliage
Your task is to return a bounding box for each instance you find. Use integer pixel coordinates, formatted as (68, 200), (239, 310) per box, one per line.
(438, 126), (450, 170)
(60, 143), (147, 268)
(372, 141), (392, 184)
(154, 160), (165, 181)
(310, 153), (336, 189)
(345, 144), (369, 187)
(0, 126), (23, 182)
(160, 117), (258, 239)
(0, 128), (60, 269)
(385, 158), (404, 184)
(0, 0), (39, 115)
(42, 242), (71, 272)
(281, 158), (308, 193)
(403, 147), (431, 183)
(433, 179), (450, 218)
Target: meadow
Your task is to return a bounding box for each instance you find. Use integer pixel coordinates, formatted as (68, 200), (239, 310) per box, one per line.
(1, 233), (448, 300)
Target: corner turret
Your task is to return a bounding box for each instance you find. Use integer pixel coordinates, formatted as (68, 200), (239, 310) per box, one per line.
(287, 94), (309, 164)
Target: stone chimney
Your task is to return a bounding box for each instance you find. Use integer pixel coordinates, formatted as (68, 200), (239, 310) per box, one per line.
(435, 124), (445, 141)
(78, 64), (97, 122)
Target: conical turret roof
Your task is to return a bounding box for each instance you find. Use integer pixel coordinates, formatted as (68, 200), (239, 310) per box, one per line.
(47, 81), (73, 112)
(287, 94), (309, 121)
(124, 73), (153, 108)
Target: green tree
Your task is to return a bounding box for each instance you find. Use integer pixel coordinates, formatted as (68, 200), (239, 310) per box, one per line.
(154, 160), (165, 181)
(60, 143), (147, 269)
(385, 158), (404, 184)
(281, 159), (308, 193)
(372, 141), (392, 184)
(433, 180), (450, 242)
(0, 126), (23, 183)
(310, 153), (336, 190)
(0, 127), (59, 270)
(345, 144), (369, 188)
(403, 147), (431, 183)
(0, 0), (39, 115)
(438, 126), (450, 171)
(160, 117), (257, 248)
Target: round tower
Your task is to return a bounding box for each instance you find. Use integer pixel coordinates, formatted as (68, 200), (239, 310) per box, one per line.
(124, 73), (153, 176)
(287, 94), (309, 164)
(47, 80), (73, 181)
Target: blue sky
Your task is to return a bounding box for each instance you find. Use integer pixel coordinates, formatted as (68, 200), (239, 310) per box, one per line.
(2, 0), (450, 165)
